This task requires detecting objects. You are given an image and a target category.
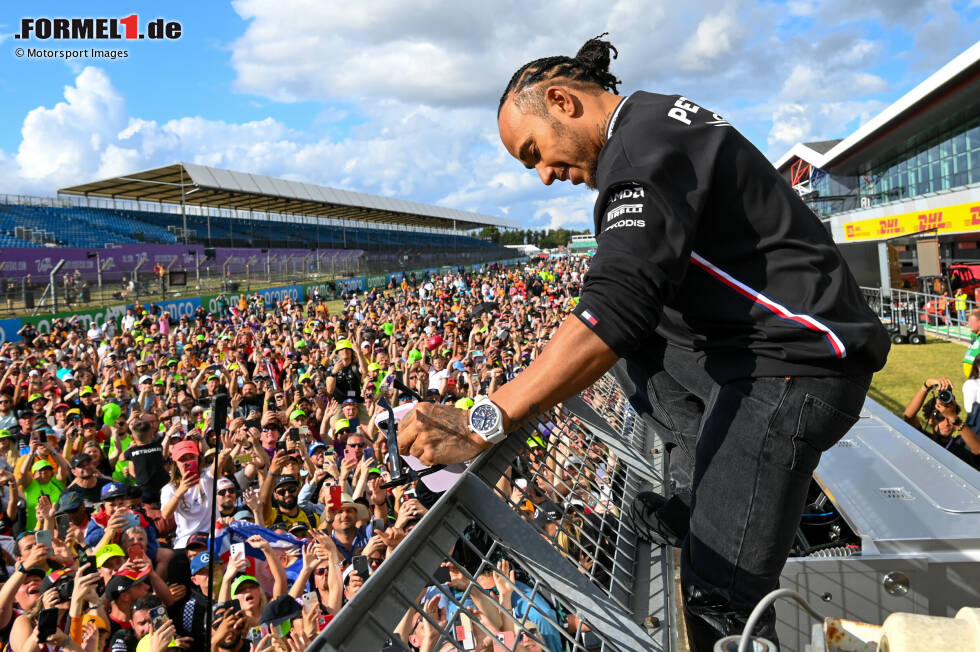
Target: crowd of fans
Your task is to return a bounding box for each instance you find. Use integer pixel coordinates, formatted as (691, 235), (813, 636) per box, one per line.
(0, 259), (604, 652)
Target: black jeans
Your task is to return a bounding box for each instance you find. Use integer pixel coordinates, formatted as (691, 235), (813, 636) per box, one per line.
(622, 357), (871, 648)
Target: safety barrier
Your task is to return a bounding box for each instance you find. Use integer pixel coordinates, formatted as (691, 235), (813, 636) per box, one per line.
(311, 372), (671, 651)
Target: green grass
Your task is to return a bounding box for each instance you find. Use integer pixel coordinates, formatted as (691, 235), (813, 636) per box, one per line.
(869, 337), (969, 417)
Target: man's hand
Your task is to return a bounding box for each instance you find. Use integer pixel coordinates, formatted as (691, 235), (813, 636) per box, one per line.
(397, 403), (490, 466)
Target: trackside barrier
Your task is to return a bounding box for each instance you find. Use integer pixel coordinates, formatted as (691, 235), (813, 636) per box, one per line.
(311, 372), (672, 651)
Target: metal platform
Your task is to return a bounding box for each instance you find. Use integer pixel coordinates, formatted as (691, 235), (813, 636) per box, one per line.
(778, 398), (980, 651)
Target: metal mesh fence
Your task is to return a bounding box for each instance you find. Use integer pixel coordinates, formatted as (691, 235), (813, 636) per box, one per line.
(311, 373), (671, 652)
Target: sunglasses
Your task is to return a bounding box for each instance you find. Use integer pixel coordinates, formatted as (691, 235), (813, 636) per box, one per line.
(275, 486), (298, 495)
(347, 443), (366, 448)
(217, 489), (236, 496)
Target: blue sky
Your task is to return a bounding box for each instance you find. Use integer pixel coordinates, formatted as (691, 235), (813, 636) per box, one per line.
(1, 1), (979, 232)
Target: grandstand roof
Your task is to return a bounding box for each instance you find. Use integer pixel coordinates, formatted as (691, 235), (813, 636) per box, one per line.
(57, 162), (517, 230)
(775, 40), (980, 174)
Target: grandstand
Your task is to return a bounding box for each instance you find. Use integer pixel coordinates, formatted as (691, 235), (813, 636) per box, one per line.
(0, 162), (516, 252)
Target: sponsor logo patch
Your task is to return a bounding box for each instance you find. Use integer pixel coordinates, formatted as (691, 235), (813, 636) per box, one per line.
(581, 310), (598, 326)
(606, 203), (643, 222)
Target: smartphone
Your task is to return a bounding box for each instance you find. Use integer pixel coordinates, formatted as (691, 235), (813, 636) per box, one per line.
(182, 459), (199, 478)
(230, 543), (245, 560)
(37, 608), (59, 641)
(288, 428), (300, 442)
(172, 416), (181, 427)
(128, 544), (145, 561)
(275, 440), (287, 453)
(514, 478), (528, 490)
(56, 514), (70, 540)
(403, 488), (417, 500)
(149, 605), (169, 629)
(371, 517), (386, 533)
(122, 511), (141, 529)
(298, 425), (309, 436)
(234, 453), (251, 465)
(35, 529), (53, 548)
(77, 548), (97, 575)
(329, 485), (343, 511)
(302, 591), (318, 611)
(351, 555), (370, 578)
(315, 614), (333, 632)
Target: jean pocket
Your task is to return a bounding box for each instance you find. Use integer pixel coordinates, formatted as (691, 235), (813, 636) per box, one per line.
(790, 394), (860, 473)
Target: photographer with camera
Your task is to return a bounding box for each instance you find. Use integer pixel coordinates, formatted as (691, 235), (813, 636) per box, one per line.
(903, 377), (980, 468)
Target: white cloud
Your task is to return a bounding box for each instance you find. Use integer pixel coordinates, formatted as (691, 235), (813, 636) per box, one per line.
(676, 11), (745, 72)
(532, 193), (597, 231)
(767, 99), (885, 152)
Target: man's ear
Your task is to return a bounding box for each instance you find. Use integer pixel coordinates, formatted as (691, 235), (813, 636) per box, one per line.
(544, 85), (582, 118)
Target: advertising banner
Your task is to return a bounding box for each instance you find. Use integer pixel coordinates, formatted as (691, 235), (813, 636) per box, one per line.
(842, 200), (980, 241)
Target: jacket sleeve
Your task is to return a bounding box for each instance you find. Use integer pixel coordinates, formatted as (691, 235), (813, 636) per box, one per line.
(573, 178), (699, 356)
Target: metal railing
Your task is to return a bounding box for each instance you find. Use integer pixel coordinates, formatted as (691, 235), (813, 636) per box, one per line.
(312, 372), (671, 651)
(860, 285), (976, 343)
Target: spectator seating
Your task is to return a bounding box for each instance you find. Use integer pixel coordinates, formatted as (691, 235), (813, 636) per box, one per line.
(0, 203), (496, 251)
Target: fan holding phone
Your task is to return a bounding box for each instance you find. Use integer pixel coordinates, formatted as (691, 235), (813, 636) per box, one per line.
(160, 439), (219, 549)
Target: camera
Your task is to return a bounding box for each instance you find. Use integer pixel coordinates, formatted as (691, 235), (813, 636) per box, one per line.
(937, 388), (955, 405)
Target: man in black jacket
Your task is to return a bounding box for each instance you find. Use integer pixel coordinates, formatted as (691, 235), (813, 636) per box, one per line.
(399, 35), (889, 649)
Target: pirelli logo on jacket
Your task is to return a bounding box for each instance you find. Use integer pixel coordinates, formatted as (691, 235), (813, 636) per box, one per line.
(602, 183), (646, 231)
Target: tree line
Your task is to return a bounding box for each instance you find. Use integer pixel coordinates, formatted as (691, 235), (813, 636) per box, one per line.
(474, 226), (592, 249)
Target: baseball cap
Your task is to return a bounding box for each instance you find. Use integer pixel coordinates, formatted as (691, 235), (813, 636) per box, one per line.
(190, 552), (213, 574)
(334, 339), (353, 351)
(95, 543), (126, 568)
(0, 429), (12, 439)
(233, 509), (255, 521)
(79, 385), (94, 396)
(105, 568), (149, 600)
(138, 375), (152, 385)
(112, 379), (128, 389)
(217, 477), (236, 492)
(289, 409), (307, 421)
(274, 475), (300, 490)
(260, 595), (302, 628)
(341, 398), (357, 405)
(55, 491), (84, 515)
(70, 452), (92, 468)
(333, 418), (352, 434)
(31, 459), (53, 474)
(186, 532), (210, 550)
(230, 575), (260, 598)
(100, 482), (129, 500)
(308, 442), (327, 456)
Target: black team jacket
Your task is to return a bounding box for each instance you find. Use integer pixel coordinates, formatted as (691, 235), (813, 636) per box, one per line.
(572, 91), (890, 382)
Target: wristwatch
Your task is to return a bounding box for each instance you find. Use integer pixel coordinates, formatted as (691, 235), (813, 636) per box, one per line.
(468, 397), (506, 445)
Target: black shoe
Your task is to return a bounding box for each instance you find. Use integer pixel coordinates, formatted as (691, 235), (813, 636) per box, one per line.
(629, 491), (690, 547)
(683, 585), (779, 652)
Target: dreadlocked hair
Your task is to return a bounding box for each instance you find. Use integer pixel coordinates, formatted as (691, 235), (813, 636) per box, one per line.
(498, 33), (621, 116)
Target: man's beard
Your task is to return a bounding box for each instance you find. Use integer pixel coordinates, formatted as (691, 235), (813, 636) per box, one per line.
(217, 635), (242, 650)
(219, 501), (236, 515)
(550, 117), (599, 190)
(277, 497), (298, 510)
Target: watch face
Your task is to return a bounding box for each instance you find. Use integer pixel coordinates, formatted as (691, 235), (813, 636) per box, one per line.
(471, 404), (499, 432)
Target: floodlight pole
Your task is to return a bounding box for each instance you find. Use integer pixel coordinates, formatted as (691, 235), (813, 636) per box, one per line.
(49, 259), (66, 313)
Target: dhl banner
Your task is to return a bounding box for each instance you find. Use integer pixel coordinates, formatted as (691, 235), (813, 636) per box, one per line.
(842, 200), (980, 241)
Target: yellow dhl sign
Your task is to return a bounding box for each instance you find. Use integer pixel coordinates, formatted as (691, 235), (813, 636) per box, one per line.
(842, 200), (980, 241)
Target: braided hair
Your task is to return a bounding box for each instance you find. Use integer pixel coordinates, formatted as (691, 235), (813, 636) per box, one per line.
(498, 33), (621, 116)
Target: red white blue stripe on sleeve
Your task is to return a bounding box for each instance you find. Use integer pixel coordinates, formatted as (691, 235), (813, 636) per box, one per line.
(689, 251), (846, 359)
(581, 310), (599, 327)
